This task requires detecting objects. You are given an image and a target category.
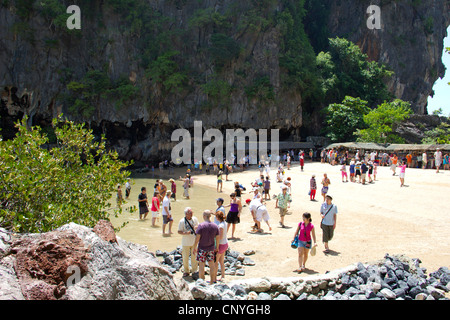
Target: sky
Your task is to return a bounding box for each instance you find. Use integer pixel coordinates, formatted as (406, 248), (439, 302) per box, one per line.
(427, 26), (450, 116)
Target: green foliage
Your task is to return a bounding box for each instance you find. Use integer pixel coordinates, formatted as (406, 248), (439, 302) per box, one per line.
(188, 7), (230, 32)
(323, 96), (371, 142)
(276, 0), (320, 101)
(245, 76), (275, 102)
(146, 51), (188, 95)
(66, 70), (137, 118)
(355, 99), (413, 143)
(0, 116), (131, 233)
(208, 33), (241, 71)
(35, 0), (70, 29)
(422, 122), (450, 144)
(423, 16), (434, 34)
(201, 76), (232, 108)
(317, 37), (394, 107)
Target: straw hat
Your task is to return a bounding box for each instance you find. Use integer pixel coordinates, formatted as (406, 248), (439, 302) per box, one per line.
(310, 245), (316, 256)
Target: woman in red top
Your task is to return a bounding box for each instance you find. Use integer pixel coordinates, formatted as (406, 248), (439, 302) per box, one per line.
(292, 213), (317, 273)
(151, 191), (161, 227)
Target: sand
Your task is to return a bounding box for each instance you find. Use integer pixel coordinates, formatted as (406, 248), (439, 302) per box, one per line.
(190, 161), (450, 279)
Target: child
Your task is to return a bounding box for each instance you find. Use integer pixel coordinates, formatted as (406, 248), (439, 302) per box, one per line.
(399, 161), (407, 187)
(309, 175), (317, 201)
(340, 163), (348, 182)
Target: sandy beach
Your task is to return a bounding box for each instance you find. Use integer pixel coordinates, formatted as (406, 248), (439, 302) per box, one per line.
(189, 161), (450, 279)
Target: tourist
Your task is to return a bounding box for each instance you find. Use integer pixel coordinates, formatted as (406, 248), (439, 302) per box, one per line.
(373, 160), (378, 181)
(293, 212), (317, 273)
(406, 153), (412, 168)
(275, 185), (291, 228)
(399, 161), (407, 187)
(263, 176), (271, 201)
(116, 185), (123, 208)
(309, 174), (317, 201)
(368, 161), (374, 183)
(250, 198), (272, 233)
(214, 211), (228, 282)
(138, 187), (149, 220)
(162, 191), (173, 235)
(390, 154), (398, 176)
(234, 182), (242, 201)
(434, 148), (442, 173)
(150, 191), (160, 226)
(321, 173), (331, 202)
(193, 210), (220, 284)
(224, 162), (230, 181)
(361, 161), (368, 185)
(217, 170), (223, 193)
(177, 207), (199, 278)
(340, 162), (348, 183)
(125, 178), (131, 199)
(213, 198), (226, 225)
(169, 178), (177, 201)
(320, 195), (338, 253)
(349, 160), (356, 182)
(182, 175), (190, 199)
(299, 153), (304, 171)
(225, 193), (241, 239)
(444, 153), (449, 171)
(422, 152), (428, 169)
(355, 161), (361, 183)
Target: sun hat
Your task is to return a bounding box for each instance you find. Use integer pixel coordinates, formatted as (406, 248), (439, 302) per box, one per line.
(310, 245), (316, 256)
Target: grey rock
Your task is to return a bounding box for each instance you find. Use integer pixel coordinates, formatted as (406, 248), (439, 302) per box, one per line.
(380, 288), (397, 300)
(257, 292), (272, 300)
(274, 293), (291, 300)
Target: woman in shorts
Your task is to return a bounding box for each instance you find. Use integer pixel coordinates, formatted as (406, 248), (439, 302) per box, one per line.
(214, 211), (228, 281)
(225, 193), (241, 239)
(292, 213), (317, 273)
(151, 191), (160, 226)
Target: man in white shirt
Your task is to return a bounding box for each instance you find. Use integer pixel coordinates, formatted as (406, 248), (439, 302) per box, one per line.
(434, 148), (442, 173)
(162, 191), (173, 235)
(249, 198), (271, 233)
(178, 207), (199, 278)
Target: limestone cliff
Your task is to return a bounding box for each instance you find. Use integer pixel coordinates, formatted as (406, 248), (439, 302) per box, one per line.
(0, 0), (449, 162)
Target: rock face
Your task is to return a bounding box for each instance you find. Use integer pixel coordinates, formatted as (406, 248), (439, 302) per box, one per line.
(326, 0), (450, 114)
(0, 222), (193, 300)
(0, 0), (449, 162)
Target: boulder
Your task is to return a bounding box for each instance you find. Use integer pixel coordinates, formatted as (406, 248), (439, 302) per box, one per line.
(0, 222), (192, 300)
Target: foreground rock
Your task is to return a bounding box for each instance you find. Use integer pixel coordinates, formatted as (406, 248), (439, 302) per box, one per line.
(0, 222), (192, 300)
(188, 254), (450, 300)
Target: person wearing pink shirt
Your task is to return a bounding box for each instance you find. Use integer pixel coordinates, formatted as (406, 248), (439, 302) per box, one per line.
(292, 213), (317, 273)
(399, 161), (407, 187)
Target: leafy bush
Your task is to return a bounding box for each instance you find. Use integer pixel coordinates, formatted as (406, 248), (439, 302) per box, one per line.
(355, 99), (413, 143)
(323, 96), (371, 142)
(0, 116), (131, 233)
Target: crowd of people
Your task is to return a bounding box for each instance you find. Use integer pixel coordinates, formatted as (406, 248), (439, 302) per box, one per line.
(118, 146), (446, 284)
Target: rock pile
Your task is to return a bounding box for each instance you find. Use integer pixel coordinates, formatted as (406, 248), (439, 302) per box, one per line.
(189, 254), (450, 300)
(158, 247), (256, 277)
